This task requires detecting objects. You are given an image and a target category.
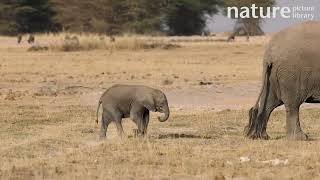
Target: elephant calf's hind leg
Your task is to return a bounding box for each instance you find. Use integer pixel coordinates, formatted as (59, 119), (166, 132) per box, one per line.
(109, 109), (125, 137)
(100, 112), (112, 139)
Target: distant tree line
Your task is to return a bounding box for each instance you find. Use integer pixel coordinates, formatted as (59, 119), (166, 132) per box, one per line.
(225, 0), (275, 35)
(0, 0), (274, 36)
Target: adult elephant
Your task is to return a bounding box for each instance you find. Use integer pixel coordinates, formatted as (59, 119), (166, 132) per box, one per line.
(245, 21), (320, 140)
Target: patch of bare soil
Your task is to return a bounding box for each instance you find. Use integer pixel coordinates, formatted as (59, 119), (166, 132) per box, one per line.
(77, 81), (260, 111)
(166, 81), (260, 110)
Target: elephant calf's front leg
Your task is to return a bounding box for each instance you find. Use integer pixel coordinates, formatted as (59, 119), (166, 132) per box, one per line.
(142, 109), (150, 135)
(134, 115), (146, 136)
(131, 105), (147, 136)
(115, 121), (125, 137)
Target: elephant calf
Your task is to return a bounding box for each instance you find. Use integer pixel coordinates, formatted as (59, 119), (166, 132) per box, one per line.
(96, 84), (170, 138)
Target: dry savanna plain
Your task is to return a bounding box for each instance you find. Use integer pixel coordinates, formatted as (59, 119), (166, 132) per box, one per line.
(1, 34), (320, 180)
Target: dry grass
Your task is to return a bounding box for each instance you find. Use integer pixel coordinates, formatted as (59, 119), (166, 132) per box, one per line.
(1, 33), (319, 179)
(1, 104), (320, 179)
(23, 33), (181, 52)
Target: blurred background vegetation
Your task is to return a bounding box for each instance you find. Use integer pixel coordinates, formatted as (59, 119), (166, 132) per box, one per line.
(0, 0), (274, 36)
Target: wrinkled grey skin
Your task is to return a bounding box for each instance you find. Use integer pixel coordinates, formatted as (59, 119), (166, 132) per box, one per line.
(245, 21), (320, 141)
(97, 84), (170, 138)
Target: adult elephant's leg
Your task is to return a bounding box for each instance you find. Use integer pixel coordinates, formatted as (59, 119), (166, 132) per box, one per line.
(258, 91), (283, 139)
(285, 105), (308, 140)
(278, 69), (308, 140)
(248, 93), (281, 139)
(247, 74), (281, 139)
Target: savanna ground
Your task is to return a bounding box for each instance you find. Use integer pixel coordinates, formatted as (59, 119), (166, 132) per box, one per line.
(1, 34), (320, 180)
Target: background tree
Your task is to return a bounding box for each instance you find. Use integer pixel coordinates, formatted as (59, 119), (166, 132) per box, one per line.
(0, 0), (225, 35)
(14, 0), (55, 33)
(51, 0), (166, 34)
(164, 0), (222, 35)
(0, 1), (17, 35)
(123, 0), (166, 34)
(51, 0), (111, 33)
(224, 0), (275, 35)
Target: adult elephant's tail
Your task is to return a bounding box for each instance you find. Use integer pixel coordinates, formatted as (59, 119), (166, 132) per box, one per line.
(245, 62), (273, 138)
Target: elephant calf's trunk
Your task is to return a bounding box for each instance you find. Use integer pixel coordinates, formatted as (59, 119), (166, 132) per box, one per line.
(158, 109), (170, 122)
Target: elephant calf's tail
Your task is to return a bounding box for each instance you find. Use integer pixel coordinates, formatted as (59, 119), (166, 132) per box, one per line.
(95, 89), (110, 124)
(96, 100), (102, 124)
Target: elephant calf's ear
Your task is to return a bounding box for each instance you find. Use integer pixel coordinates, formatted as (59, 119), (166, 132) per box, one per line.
(138, 95), (156, 112)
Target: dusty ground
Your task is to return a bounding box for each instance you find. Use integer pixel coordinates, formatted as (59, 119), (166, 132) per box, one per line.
(1, 35), (320, 179)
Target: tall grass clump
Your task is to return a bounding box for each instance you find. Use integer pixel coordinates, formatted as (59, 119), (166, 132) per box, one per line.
(31, 33), (181, 52)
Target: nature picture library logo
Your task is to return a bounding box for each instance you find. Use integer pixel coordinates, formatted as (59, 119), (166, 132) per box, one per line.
(227, 4), (317, 20)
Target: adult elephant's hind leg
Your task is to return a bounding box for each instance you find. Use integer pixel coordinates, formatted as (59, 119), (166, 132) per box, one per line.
(259, 91), (282, 139)
(247, 87), (282, 139)
(285, 105), (308, 140)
